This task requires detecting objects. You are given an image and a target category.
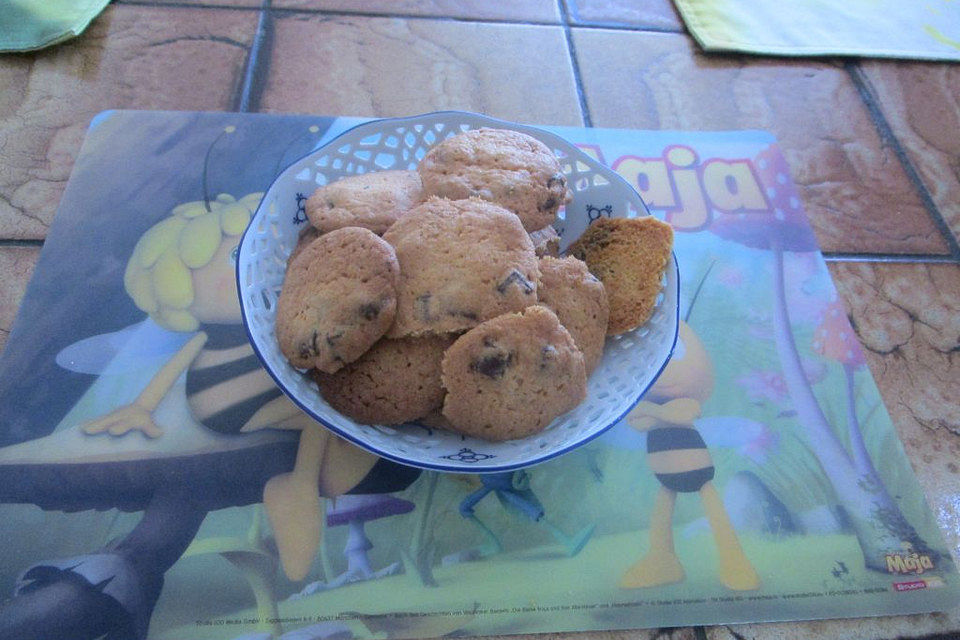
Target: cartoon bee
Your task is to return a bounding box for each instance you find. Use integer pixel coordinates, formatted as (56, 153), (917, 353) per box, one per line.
(76, 136), (418, 581)
(620, 322), (761, 591)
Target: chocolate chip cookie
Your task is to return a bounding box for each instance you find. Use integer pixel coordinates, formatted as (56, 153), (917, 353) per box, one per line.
(312, 335), (453, 424)
(287, 224), (322, 269)
(568, 216), (673, 335)
(382, 196), (539, 338)
(418, 128), (569, 232)
(529, 224), (560, 257)
(276, 227), (399, 373)
(441, 305), (587, 441)
(305, 170), (422, 235)
(537, 256), (609, 375)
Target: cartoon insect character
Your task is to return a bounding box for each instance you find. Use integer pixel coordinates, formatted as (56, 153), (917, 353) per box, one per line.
(620, 322), (760, 591)
(453, 470), (595, 560)
(78, 130), (412, 582)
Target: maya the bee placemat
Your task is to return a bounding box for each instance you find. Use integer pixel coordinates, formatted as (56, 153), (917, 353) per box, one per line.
(0, 110), (956, 640)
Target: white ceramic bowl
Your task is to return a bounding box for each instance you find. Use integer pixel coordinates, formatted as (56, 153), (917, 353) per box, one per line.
(237, 111), (679, 472)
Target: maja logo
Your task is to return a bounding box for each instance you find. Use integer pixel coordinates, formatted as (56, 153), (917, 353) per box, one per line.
(886, 551), (935, 575)
(578, 144), (771, 231)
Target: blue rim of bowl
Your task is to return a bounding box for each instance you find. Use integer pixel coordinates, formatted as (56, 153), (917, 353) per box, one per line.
(236, 110), (680, 473)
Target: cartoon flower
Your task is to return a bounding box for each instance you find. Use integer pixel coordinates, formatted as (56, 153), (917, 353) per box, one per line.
(736, 369), (789, 405)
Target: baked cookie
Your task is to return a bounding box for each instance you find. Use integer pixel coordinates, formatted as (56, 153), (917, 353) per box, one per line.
(287, 225), (322, 269)
(567, 217), (673, 335)
(305, 170), (422, 235)
(417, 409), (457, 431)
(418, 128), (569, 232)
(529, 225), (560, 257)
(537, 256), (609, 375)
(382, 197), (539, 338)
(441, 306), (587, 441)
(276, 227), (399, 373)
(312, 335), (453, 425)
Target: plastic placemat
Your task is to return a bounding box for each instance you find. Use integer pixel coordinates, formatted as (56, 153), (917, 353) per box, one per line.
(0, 110), (956, 640)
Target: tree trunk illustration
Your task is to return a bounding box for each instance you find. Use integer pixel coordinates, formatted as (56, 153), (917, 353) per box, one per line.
(771, 246), (935, 570)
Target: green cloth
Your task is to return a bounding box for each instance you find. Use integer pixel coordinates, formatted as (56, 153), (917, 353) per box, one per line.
(674, 0), (960, 61)
(0, 0), (110, 53)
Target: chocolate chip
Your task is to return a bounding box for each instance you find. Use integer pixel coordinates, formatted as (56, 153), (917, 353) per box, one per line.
(299, 330), (321, 360)
(359, 301), (380, 321)
(470, 351), (514, 379)
(540, 344), (557, 370)
(325, 331), (343, 347)
(448, 309), (479, 321)
(539, 196), (558, 211)
(416, 294), (433, 322)
(547, 173), (565, 189)
(497, 269), (535, 295)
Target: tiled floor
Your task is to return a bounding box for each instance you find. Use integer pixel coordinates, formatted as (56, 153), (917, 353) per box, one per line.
(258, 14), (582, 124)
(0, 4), (258, 239)
(1, 1), (959, 639)
(567, 0), (684, 31)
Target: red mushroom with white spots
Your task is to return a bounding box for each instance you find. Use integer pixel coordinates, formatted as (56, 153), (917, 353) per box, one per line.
(812, 300), (875, 476)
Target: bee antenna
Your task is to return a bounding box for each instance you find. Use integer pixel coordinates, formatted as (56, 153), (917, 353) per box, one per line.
(202, 125), (237, 211)
(685, 259), (717, 323)
(274, 125), (322, 178)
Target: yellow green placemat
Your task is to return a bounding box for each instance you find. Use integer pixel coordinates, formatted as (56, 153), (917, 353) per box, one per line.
(674, 0), (960, 61)
(0, 0), (110, 53)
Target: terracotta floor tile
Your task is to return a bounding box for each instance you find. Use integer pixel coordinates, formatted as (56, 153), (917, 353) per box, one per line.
(708, 607), (959, 640)
(567, 0), (684, 31)
(272, 0), (560, 22)
(0, 247), (40, 356)
(572, 29), (950, 255)
(0, 5), (258, 240)
(859, 61), (960, 246)
(260, 15), (582, 127)
(708, 261), (960, 640)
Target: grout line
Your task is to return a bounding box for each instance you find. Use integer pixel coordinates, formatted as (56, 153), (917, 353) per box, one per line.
(845, 62), (960, 261)
(116, 1), (688, 35)
(558, 0), (593, 128)
(822, 252), (959, 264)
(694, 627), (709, 640)
(0, 239), (44, 248)
(564, 19), (684, 34)
(268, 5), (561, 27)
(234, 0), (272, 112)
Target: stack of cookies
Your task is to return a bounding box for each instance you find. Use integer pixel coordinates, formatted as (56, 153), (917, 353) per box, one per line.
(275, 127), (673, 442)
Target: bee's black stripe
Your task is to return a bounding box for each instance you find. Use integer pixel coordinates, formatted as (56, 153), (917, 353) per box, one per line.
(655, 467), (715, 493)
(203, 323), (252, 350)
(186, 353), (264, 396)
(201, 388), (284, 434)
(647, 426), (707, 453)
(348, 458), (422, 495)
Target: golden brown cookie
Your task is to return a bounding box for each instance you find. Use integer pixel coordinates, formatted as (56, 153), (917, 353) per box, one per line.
(305, 170), (422, 235)
(287, 225), (322, 269)
(441, 306), (587, 441)
(567, 216), (673, 335)
(382, 197), (539, 338)
(417, 409), (457, 431)
(276, 227), (399, 373)
(529, 225), (560, 257)
(537, 256), (609, 375)
(418, 128), (569, 232)
(312, 335), (453, 425)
